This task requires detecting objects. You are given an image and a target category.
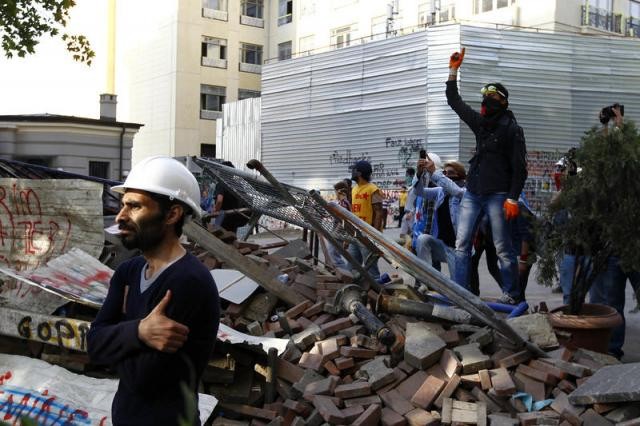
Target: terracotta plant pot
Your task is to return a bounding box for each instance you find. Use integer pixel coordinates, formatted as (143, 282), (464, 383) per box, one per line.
(549, 303), (623, 353)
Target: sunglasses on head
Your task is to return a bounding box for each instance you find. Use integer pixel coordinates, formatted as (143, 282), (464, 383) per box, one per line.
(480, 85), (506, 98)
(443, 169), (457, 177)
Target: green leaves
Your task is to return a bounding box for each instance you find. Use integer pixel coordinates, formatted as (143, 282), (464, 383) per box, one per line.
(537, 121), (640, 311)
(0, 0), (93, 65)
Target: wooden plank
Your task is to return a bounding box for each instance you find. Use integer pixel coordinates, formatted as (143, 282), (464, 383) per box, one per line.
(185, 222), (306, 306)
(442, 398), (453, 424)
(0, 306), (90, 352)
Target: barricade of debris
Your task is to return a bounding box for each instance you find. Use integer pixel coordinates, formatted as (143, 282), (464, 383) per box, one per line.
(190, 224), (640, 426)
(2, 157), (639, 426)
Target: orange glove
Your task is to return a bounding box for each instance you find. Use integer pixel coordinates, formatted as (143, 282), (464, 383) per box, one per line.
(449, 47), (466, 69)
(503, 198), (519, 221)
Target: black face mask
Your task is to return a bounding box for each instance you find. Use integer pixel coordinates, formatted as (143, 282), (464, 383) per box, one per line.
(481, 97), (505, 117)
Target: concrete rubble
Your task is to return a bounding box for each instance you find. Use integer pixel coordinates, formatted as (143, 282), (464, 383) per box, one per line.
(187, 225), (640, 425)
(3, 219), (640, 425)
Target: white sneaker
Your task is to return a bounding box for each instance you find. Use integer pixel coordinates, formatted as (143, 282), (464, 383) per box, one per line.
(497, 293), (517, 305)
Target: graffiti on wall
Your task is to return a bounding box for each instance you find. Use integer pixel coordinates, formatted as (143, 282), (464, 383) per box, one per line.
(0, 179), (104, 312)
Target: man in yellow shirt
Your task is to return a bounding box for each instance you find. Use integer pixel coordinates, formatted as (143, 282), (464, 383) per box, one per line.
(348, 160), (383, 279)
(398, 186), (408, 228)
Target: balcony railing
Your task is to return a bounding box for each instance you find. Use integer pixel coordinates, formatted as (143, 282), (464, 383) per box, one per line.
(202, 57), (227, 68)
(202, 7), (228, 21)
(278, 14), (292, 26)
(581, 5), (622, 33)
(240, 15), (264, 27)
(239, 62), (262, 74)
(628, 17), (640, 37)
(200, 110), (223, 120)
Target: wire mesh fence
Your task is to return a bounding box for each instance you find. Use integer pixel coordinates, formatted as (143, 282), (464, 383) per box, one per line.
(194, 158), (357, 243)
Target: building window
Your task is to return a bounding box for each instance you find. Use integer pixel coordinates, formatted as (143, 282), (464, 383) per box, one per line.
(439, 0), (456, 22)
(418, 3), (433, 26)
(203, 0), (228, 20)
(239, 43), (262, 73)
(239, 89), (261, 100)
(240, 43), (262, 65)
(200, 85), (225, 120)
(371, 15), (387, 40)
(331, 25), (354, 49)
(200, 144), (216, 158)
(201, 37), (227, 68)
(583, 0), (620, 32)
(587, 0), (612, 12)
(298, 35), (314, 55)
(631, 0), (640, 17)
(474, 0), (493, 13)
(242, 0), (263, 18)
(278, 0), (293, 26)
(89, 161), (110, 179)
(278, 41), (292, 60)
(497, 0), (509, 8)
(203, 0), (226, 10)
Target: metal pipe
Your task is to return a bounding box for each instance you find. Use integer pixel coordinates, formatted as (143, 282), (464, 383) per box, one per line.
(334, 285), (395, 346)
(319, 199), (545, 357)
(376, 294), (472, 324)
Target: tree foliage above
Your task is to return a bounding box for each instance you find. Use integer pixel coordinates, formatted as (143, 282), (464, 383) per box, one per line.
(0, 0), (94, 65)
(537, 121), (640, 312)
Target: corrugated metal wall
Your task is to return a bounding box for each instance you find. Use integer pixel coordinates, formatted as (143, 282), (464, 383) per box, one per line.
(219, 98), (262, 172)
(259, 24), (640, 193)
(261, 31), (433, 192)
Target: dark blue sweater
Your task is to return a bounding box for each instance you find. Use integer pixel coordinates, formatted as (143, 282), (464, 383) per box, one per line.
(87, 253), (220, 426)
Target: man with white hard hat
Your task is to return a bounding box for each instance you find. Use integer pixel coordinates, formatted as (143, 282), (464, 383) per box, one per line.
(87, 156), (220, 425)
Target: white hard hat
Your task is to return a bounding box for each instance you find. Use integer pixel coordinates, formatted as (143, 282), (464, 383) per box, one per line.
(427, 152), (443, 170)
(112, 156), (203, 218)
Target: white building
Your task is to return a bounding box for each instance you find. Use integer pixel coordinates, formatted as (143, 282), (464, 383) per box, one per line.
(1, 0), (639, 165)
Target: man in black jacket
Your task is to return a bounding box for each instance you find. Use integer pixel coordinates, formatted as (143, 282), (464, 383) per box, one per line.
(446, 48), (528, 304)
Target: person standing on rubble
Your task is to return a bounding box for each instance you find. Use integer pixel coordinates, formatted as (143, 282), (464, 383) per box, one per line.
(87, 156), (220, 426)
(446, 47), (528, 304)
(347, 160), (384, 279)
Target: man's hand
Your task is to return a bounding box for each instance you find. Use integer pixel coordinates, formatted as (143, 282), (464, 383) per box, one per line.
(138, 290), (189, 353)
(449, 47), (465, 69)
(503, 199), (519, 221)
(416, 158), (435, 175)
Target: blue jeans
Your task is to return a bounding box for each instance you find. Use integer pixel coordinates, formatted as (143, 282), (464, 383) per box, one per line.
(589, 256), (639, 358)
(454, 191), (520, 300)
(415, 234), (456, 279)
(559, 253), (576, 305)
(326, 239), (347, 269)
(347, 242), (380, 280)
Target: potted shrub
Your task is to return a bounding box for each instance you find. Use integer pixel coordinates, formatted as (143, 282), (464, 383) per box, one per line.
(536, 119), (640, 351)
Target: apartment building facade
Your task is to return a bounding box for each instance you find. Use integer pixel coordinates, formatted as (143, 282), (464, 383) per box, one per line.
(122, 0), (640, 163)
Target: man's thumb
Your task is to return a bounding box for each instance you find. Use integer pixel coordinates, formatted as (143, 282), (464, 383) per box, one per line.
(153, 290), (172, 315)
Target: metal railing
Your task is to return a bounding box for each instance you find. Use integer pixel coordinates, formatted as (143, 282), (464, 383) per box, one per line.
(581, 5), (623, 33)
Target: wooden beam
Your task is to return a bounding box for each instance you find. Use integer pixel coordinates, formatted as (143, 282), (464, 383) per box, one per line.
(184, 222), (306, 307)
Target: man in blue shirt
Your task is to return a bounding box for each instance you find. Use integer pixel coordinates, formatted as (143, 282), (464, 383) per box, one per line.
(88, 156), (220, 425)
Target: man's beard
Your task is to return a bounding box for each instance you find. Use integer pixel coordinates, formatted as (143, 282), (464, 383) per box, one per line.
(118, 211), (167, 251)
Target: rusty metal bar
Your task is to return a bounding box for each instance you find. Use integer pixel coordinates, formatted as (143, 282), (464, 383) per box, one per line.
(376, 294), (472, 324)
(332, 285), (395, 346)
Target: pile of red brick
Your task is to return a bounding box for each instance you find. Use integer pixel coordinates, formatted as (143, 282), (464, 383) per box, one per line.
(196, 230), (636, 426)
